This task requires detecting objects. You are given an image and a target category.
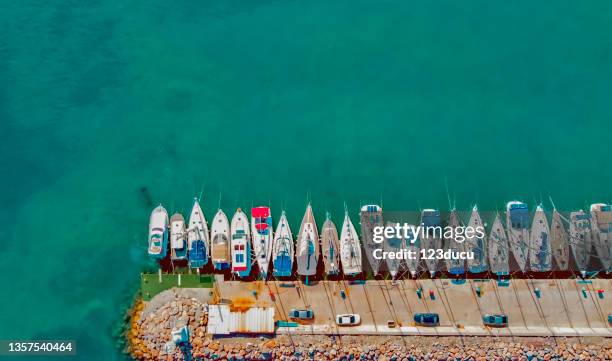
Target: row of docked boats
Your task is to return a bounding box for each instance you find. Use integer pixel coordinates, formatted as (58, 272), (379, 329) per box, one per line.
(148, 199), (612, 279)
(148, 199), (363, 279)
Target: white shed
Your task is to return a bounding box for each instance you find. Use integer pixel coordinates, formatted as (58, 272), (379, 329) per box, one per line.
(207, 304), (275, 335)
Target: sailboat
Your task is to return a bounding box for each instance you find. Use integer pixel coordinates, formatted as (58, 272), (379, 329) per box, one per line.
(360, 205), (384, 275)
(187, 199), (209, 268)
(445, 209), (466, 275)
(340, 210), (362, 276)
(148, 205), (169, 259)
(211, 209), (230, 270)
(590, 203), (612, 273)
(489, 213), (510, 275)
(569, 210), (592, 277)
(251, 206), (273, 278)
(529, 205), (552, 272)
(466, 206), (488, 273)
(273, 211), (294, 277)
(321, 213), (340, 276)
(385, 222), (403, 279)
(297, 204), (319, 276)
(550, 208), (570, 271)
(231, 208), (251, 277)
(170, 213), (187, 260)
(404, 224), (421, 278)
(506, 201), (529, 272)
(421, 209), (442, 277)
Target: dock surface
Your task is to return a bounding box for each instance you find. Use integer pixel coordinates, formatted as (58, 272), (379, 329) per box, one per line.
(211, 278), (611, 337)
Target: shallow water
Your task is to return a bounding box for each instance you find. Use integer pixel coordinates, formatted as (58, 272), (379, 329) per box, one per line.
(1, 1), (612, 359)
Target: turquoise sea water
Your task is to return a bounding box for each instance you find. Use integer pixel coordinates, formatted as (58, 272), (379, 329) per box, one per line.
(1, 1), (612, 359)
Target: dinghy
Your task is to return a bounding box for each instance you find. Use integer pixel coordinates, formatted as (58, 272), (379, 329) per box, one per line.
(273, 211), (294, 277)
(421, 209), (442, 277)
(148, 205), (169, 259)
(550, 208), (570, 271)
(231, 208), (251, 277)
(360, 205), (384, 275)
(529, 205), (552, 272)
(297, 204), (319, 276)
(404, 224), (421, 278)
(340, 210), (362, 276)
(506, 201), (529, 272)
(466, 206), (488, 273)
(251, 206), (273, 278)
(569, 210), (592, 277)
(445, 209), (466, 275)
(187, 199), (209, 268)
(385, 222), (403, 279)
(170, 213), (187, 260)
(590, 204), (612, 273)
(211, 209), (230, 270)
(489, 213), (509, 275)
(321, 213), (340, 276)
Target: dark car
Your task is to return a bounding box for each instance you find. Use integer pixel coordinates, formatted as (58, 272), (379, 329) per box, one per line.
(413, 313), (439, 326)
(483, 314), (508, 327)
(289, 308), (314, 320)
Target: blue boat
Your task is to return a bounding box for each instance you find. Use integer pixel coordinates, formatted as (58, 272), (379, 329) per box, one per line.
(273, 211), (294, 277)
(187, 199), (209, 268)
(148, 205), (169, 259)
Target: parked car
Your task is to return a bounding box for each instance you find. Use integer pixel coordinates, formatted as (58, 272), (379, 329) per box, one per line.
(413, 313), (439, 326)
(387, 320), (396, 328)
(288, 308), (314, 320)
(335, 314), (360, 326)
(608, 314), (612, 326)
(483, 314), (508, 327)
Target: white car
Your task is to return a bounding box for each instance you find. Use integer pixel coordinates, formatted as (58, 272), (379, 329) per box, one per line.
(335, 314), (360, 326)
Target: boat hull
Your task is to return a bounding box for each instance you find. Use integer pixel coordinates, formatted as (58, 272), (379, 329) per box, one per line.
(297, 204), (319, 276)
(211, 210), (231, 270)
(590, 204), (612, 272)
(421, 209), (442, 276)
(385, 222), (403, 278)
(170, 213), (187, 261)
(340, 212), (362, 276)
(506, 202), (529, 272)
(529, 206), (552, 272)
(466, 208), (488, 274)
(404, 225), (420, 277)
(273, 212), (294, 277)
(360, 205), (384, 275)
(445, 210), (466, 276)
(251, 207), (273, 278)
(187, 199), (209, 268)
(569, 211), (592, 275)
(489, 214), (510, 276)
(550, 209), (570, 271)
(148, 205), (169, 259)
(231, 209), (251, 277)
(321, 218), (340, 275)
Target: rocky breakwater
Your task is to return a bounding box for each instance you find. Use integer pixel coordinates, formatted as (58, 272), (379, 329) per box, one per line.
(187, 336), (611, 361)
(127, 289), (208, 361)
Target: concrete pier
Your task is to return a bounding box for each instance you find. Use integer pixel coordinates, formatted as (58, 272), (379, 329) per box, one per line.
(211, 278), (611, 337)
